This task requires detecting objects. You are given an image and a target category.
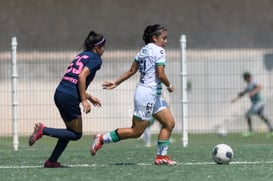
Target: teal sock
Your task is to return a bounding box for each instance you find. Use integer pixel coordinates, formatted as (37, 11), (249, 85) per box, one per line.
(103, 129), (120, 143)
(110, 129), (120, 142)
(157, 140), (170, 156)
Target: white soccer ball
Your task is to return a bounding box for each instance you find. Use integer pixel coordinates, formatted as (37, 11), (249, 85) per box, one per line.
(212, 144), (233, 164)
(217, 127), (228, 137)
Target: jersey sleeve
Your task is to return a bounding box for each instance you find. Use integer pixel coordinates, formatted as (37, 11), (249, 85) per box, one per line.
(135, 52), (140, 63)
(85, 57), (102, 72)
(246, 81), (257, 92)
(155, 48), (166, 66)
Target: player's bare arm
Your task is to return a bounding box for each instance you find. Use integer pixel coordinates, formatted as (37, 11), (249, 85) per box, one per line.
(156, 65), (174, 92)
(103, 61), (139, 90)
(86, 93), (102, 107)
(78, 67), (91, 113)
(231, 89), (248, 103)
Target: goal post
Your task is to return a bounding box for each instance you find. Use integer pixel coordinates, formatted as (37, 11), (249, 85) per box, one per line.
(180, 34), (188, 147)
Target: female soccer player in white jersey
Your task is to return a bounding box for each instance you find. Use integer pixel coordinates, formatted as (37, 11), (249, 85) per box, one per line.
(91, 24), (177, 165)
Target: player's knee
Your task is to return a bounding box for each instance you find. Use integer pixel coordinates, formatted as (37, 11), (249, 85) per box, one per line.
(260, 115), (268, 121)
(130, 128), (144, 138)
(72, 132), (82, 141)
(168, 120), (175, 131)
(134, 130), (145, 138)
(162, 120), (175, 131)
(245, 114), (250, 119)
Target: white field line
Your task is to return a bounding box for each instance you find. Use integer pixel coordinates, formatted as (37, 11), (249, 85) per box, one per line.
(1, 161), (273, 169)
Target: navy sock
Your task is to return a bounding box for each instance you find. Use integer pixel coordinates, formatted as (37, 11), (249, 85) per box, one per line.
(43, 127), (82, 140)
(48, 139), (69, 163)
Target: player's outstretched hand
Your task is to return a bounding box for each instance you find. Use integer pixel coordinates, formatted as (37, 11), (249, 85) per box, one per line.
(167, 85), (174, 93)
(82, 100), (91, 113)
(102, 81), (117, 90)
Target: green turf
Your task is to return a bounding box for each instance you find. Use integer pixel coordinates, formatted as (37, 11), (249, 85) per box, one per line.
(1, 133), (273, 181)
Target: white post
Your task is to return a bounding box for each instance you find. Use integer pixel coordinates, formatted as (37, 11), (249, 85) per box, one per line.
(180, 35), (188, 147)
(11, 37), (19, 151)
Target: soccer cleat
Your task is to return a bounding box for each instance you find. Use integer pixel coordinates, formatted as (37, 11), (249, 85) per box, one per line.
(154, 155), (177, 165)
(29, 123), (45, 146)
(90, 134), (104, 156)
(44, 160), (64, 168)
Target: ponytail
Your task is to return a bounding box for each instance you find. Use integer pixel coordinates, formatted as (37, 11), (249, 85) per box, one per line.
(142, 24), (167, 44)
(83, 31), (106, 51)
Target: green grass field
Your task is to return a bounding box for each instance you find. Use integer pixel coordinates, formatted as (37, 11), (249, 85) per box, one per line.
(1, 133), (273, 181)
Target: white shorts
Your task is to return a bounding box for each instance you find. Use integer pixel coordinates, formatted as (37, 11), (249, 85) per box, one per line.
(133, 85), (168, 121)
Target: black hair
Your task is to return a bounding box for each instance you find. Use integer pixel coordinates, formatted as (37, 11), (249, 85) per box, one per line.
(142, 24), (167, 45)
(243, 72), (251, 79)
(83, 30), (106, 51)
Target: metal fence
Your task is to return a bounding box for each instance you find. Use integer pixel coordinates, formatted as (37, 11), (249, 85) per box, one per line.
(0, 45), (183, 137)
(1, 37), (273, 148)
(187, 48), (273, 134)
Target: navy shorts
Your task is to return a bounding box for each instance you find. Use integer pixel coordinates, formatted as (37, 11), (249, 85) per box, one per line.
(54, 90), (81, 122)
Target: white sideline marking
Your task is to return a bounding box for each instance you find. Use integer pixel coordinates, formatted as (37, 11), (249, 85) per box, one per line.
(1, 161), (273, 169)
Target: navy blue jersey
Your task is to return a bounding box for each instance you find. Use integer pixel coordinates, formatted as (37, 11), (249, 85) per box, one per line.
(56, 51), (102, 102)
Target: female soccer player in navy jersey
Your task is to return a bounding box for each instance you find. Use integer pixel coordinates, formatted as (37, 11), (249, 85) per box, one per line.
(28, 30), (106, 168)
(91, 24), (177, 165)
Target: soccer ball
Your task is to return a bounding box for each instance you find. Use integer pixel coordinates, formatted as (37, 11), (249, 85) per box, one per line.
(212, 144), (233, 164)
(217, 127), (228, 137)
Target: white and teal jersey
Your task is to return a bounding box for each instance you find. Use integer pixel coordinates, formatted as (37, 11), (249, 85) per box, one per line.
(245, 80), (264, 104)
(135, 43), (166, 95)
